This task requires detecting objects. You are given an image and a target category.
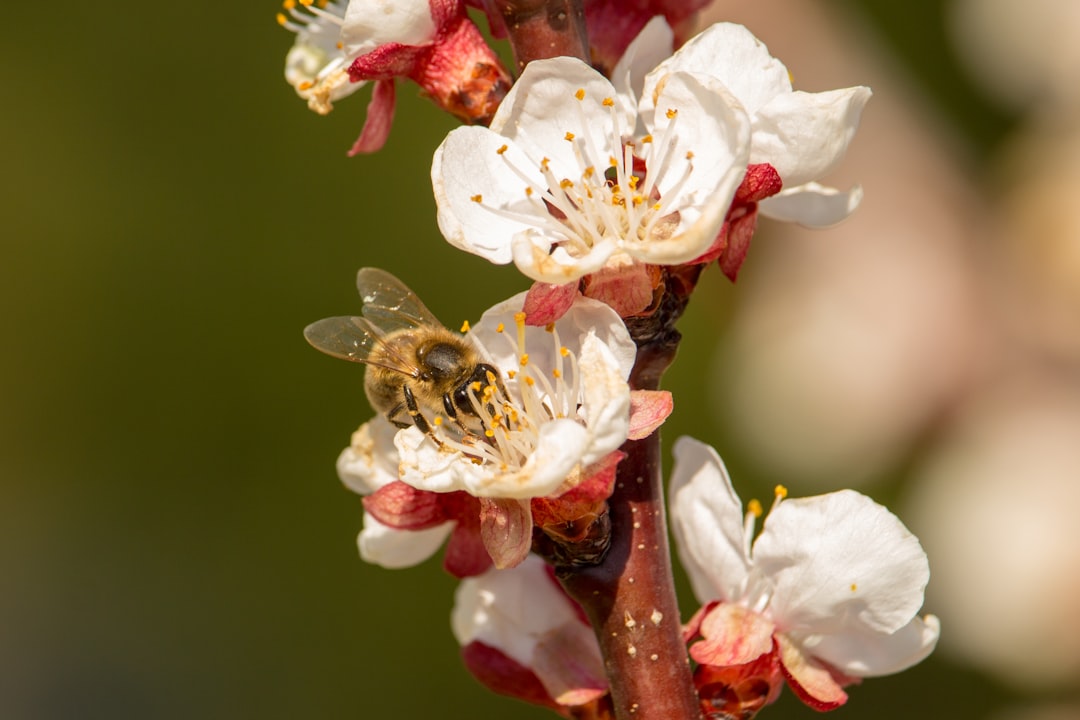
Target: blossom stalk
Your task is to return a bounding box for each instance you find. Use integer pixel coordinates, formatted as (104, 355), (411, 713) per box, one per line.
(490, 0), (589, 69)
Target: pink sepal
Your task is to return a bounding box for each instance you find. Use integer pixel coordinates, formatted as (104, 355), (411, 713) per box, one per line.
(460, 641), (563, 712)
(523, 281), (580, 326)
(776, 634), (849, 711)
(479, 497), (533, 569)
(532, 623), (609, 706)
(531, 451), (624, 543)
(362, 480), (448, 530)
(443, 495), (492, 577)
(581, 261), (660, 318)
(347, 79), (396, 156)
(627, 389), (672, 440)
(689, 602), (775, 667)
(584, 0), (711, 73)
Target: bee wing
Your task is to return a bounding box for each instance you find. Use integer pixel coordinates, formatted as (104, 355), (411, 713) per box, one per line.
(303, 315), (421, 375)
(355, 267), (442, 331)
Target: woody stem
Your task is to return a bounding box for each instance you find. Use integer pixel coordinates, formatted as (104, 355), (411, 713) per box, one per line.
(489, 0), (589, 70)
(556, 305), (703, 720)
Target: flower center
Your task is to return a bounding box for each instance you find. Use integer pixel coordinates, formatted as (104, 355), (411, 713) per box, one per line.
(471, 88), (695, 256)
(430, 313), (582, 473)
(278, 0), (352, 114)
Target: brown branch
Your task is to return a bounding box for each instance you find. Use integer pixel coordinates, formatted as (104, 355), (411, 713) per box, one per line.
(554, 319), (703, 720)
(490, 0), (589, 70)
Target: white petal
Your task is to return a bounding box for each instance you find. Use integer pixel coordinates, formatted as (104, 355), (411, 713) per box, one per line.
(800, 614), (941, 677)
(336, 417), (399, 495)
(758, 182), (863, 227)
(753, 490), (930, 636)
(669, 437), (752, 603)
(432, 126), (533, 264)
(488, 57), (631, 166)
(357, 513), (453, 569)
(646, 23), (790, 117)
(451, 554), (581, 665)
(470, 293), (636, 383)
(611, 16), (674, 107)
(396, 427), (483, 493)
(578, 334), (632, 466)
(341, 0), (436, 57)
(511, 231), (616, 284)
(629, 71), (750, 265)
(751, 87), (871, 186)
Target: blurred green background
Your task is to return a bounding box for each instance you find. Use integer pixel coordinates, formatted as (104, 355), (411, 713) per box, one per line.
(0, 1), (1060, 718)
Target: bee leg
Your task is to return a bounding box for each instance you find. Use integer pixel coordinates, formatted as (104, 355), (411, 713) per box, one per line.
(403, 384), (444, 447)
(443, 393), (473, 436)
(386, 403), (412, 429)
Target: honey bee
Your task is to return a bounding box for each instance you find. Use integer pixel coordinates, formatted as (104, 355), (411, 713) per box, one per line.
(304, 268), (502, 438)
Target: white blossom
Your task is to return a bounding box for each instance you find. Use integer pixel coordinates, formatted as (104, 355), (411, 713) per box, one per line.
(670, 437), (939, 706)
(431, 53), (751, 283)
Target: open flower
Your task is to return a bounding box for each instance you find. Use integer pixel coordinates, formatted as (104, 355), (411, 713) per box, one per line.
(452, 555), (608, 711)
(280, 0), (509, 154)
(432, 53), (751, 284)
(648, 22), (872, 228)
(669, 437), (939, 714)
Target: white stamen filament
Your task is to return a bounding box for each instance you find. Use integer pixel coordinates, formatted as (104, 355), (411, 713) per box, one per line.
(470, 90), (697, 260)
(429, 318), (586, 472)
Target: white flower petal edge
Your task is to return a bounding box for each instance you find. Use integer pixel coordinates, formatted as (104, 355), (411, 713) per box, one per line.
(452, 554), (584, 665)
(753, 490), (930, 637)
(610, 16), (675, 108)
(341, 0), (436, 58)
(670, 436), (939, 678)
(670, 437), (753, 605)
(452, 555), (606, 701)
(645, 22), (871, 225)
(432, 56), (750, 283)
(358, 513), (454, 569)
(758, 182), (864, 228)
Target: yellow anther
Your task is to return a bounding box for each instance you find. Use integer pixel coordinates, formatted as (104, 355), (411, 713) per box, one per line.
(514, 311), (527, 326)
(666, 108), (678, 119)
(485, 428), (495, 438)
(747, 498), (763, 518)
(298, 81), (314, 91)
(544, 322), (555, 332)
(283, 0), (296, 9)
(471, 381), (482, 391)
(496, 323), (505, 333)
(628, 175), (639, 190)
(299, 0), (313, 5)
(559, 178), (574, 189)
(686, 150), (695, 160)
(433, 416), (443, 426)
(541, 157), (551, 170)
(460, 320), (471, 333)
(609, 156), (618, 167)
(774, 484), (788, 500)
(276, 12), (288, 25)
(471, 194), (483, 203)
(553, 369), (562, 378)
(559, 346), (569, 357)
(486, 370), (496, 384)
(850, 583), (858, 592)
(525, 376), (536, 386)
(525, 187), (534, 197)
(496, 144), (508, 155)
(652, 202), (662, 211)
(317, 0), (328, 7)
(565, 131), (575, 142)
(507, 370), (516, 379)
(575, 88), (586, 101)
(336, 41), (343, 49)
(519, 353), (529, 366)
(641, 134), (653, 144)
(632, 196), (644, 206)
(602, 97), (614, 107)
(583, 166), (595, 178)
